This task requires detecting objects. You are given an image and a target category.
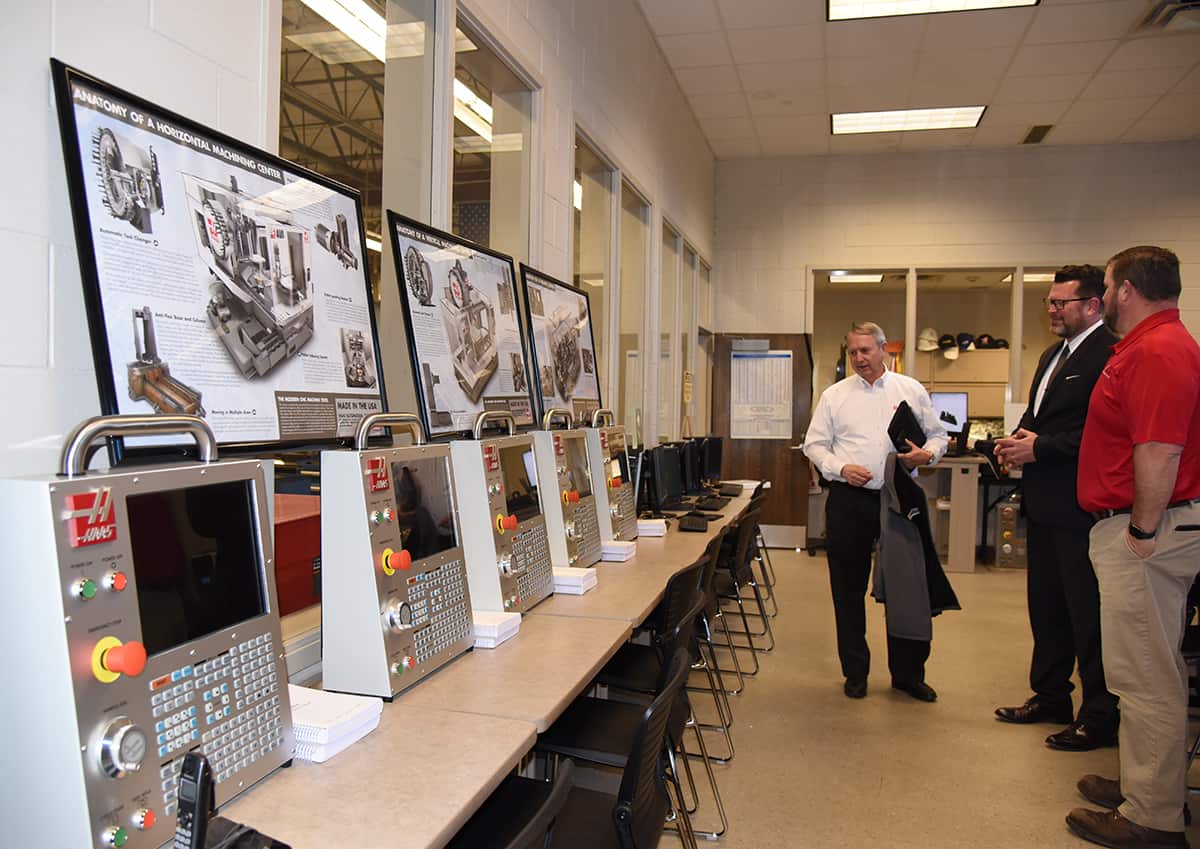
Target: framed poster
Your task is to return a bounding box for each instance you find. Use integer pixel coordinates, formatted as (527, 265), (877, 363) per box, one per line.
(52, 60), (386, 454)
(387, 210), (535, 439)
(519, 265), (602, 424)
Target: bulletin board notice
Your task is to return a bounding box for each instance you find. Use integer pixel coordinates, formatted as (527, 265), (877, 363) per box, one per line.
(730, 350), (792, 440)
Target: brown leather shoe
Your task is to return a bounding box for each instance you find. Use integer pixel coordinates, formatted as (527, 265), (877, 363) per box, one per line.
(1047, 721), (1118, 751)
(995, 695), (1074, 724)
(1076, 775), (1192, 826)
(1065, 808), (1188, 849)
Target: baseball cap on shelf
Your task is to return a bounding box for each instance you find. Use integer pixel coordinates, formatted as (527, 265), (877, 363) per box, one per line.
(917, 327), (939, 352)
(993, 338), (1010, 349)
(943, 345), (960, 361)
(976, 333), (997, 348)
(957, 332), (975, 351)
(937, 333), (956, 350)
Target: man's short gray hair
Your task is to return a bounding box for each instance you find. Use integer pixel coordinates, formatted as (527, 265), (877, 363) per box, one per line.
(846, 322), (887, 348)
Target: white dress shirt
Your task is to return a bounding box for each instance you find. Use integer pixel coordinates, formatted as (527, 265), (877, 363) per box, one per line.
(1032, 318), (1105, 417)
(804, 368), (950, 491)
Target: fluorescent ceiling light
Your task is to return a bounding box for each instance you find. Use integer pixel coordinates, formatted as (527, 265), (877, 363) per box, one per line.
(453, 78), (493, 142)
(829, 0), (1037, 21)
(296, 2), (475, 62)
(453, 134), (524, 154)
(832, 106), (985, 134)
(299, 0), (385, 61)
(364, 234), (382, 253)
(573, 180), (583, 211)
(829, 273), (883, 283)
(1002, 272), (1056, 283)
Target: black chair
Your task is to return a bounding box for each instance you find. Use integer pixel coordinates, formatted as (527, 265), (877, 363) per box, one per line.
(712, 507), (774, 675)
(746, 488), (779, 617)
(444, 759), (576, 849)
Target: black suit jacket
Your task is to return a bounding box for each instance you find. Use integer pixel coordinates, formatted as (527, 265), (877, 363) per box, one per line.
(1017, 324), (1118, 530)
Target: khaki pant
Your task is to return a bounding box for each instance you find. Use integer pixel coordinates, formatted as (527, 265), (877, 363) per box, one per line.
(1090, 503), (1200, 832)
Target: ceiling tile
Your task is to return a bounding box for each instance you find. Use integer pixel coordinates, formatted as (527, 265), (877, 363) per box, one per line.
(710, 137), (764, 159)
(674, 64), (743, 95)
(1120, 115), (1200, 143)
(714, 0), (824, 30)
(737, 60), (825, 93)
(1103, 33), (1200, 71)
(899, 128), (976, 150)
(1175, 66), (1200, 94)
(914, 47), (1015, 83)
(909, 78), (1002, 108)
(1140, 93), (1200, 124)
(1081, 67), (1191, 100)
(727, 24), (824, 63)
(1045, 118), (1137, 144)
(829, 132), (904, 153)
(827, 54), (917, 88)
(753, 114), (830, 137)
(1060, 96), (1158, 123)
(920, 7), (1037, 49)
(759, 137), (831, 157)
(827, 82), (916, 113)
(748, 90), (828, 116)
(1008, 42), (1119, 76)
(689, 92), (750, 119)
(993, 73), (1093, 103)
(636, 0), (721, 35)
(972, 123), (1034, 147)
(981, 101), (1071, 126)
(1024, 0), (1146, 45)
(699, 115), (757, 141)
(825, 17), (926, 58)
(657, 31), (733, 68)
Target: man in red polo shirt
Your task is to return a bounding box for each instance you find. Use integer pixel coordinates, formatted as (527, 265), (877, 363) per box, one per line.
(1068, 246), (1200, 849)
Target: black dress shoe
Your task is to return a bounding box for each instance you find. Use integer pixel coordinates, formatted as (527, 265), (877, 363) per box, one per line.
(844, 679), (867, 699)
(995, 695), (1074, 725)
(1077, 775), (1192, 826)
(1065, 808), (1187, 849)
(1047, 722), (1117, 752)
(892, 680), (937, 702)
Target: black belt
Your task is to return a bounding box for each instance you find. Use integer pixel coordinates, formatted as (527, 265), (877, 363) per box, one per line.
(1091, 498), (1200, 521)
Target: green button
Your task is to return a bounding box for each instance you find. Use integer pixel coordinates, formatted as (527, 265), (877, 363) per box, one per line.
(112, 827), (128, 848)
(79, 579), (97, 600)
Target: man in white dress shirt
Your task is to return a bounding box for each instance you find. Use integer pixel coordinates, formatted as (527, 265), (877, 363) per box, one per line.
(805, 322), (949, 701)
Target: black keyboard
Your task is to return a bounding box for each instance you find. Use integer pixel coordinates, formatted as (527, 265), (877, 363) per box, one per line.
(718, 483), (744, 497)
(696, 496), (729, 511)
(677, 515), (709, 533)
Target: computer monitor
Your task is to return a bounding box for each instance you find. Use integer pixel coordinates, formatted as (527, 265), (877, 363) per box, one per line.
(680, 439), (703, 494)
(930, 392), (968, 435)
(701, 436), (723, 484)
(654, 445), (685, 512)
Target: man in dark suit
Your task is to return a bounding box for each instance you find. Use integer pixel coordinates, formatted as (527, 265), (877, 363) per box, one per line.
(994, 265), (1119, 751)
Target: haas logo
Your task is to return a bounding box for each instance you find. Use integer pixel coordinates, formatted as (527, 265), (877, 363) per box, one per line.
(365, 458), (390, 493)
(64, 489), (117, 548)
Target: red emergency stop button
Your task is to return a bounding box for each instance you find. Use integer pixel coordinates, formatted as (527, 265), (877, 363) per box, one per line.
(610, 477), (622, 488)
(392, 549), (412, 571)
(496, 514), (518, 533)
(103, 641), (147, 677)
(568, 491), (580, 503)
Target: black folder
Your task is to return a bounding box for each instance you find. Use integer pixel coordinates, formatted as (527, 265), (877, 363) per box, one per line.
(887, 401), (926, 454)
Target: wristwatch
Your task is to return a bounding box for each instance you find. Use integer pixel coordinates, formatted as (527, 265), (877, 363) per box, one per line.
(1128, 522), (1157, 540)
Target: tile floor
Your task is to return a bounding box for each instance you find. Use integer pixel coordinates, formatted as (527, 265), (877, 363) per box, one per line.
(688, 549), (1200, 849)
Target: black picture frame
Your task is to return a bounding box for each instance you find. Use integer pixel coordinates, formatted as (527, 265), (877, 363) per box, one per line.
(386, 209), (536, 441)
(518, 264), (604, 424)
(51, 59), (387, 462)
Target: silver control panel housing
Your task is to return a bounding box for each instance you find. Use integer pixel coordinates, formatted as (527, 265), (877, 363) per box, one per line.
(320, 443), (473, 699)
(450, 434), (555, 613)
(585, 425), (639, 541)
(0, 458), (293, 849)
(531, 429), (601, 568)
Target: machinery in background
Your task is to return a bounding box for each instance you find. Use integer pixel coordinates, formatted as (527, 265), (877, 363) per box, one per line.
(531, 410), (601, 568)
(127, 306), (206, 416)
(314, 213), (358, 270)
(450, 411), (554, 614)
(440, 260), (498, 402)
(340, 328), (376, 389)
(181, 174), (314, 378)
(404, 246), (433, 307)
(320, 414), (473, 699)
(548, 304), (582, 401)
(0, 415), (293, 849)
(584, 409), (638, 542)
(91, 127), (163, 234)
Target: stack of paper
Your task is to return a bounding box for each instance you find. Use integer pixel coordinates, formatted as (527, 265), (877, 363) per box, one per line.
(600, 540), (636, 562)
(553, 566), (598, 595)
(473, 610), (522, 649)
(288, 684), (382, 764)
(638, 518), (667, 537)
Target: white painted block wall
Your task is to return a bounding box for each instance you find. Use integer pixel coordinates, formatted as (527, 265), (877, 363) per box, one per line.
(714, 142), (1200, 336)
(0, 0), (281, 477)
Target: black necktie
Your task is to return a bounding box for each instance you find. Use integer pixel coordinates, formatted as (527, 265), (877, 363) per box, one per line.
(1046, 341), (1070, 388)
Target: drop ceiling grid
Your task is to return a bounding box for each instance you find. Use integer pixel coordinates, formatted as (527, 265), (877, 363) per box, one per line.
(637, 0), (1200, 158)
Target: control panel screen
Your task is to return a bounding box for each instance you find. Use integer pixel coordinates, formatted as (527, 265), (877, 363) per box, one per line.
(389, 456), (457, 560)
(127, 480), (267, 657)
(499, 444), (541, 522)
(565, 438), (592, 498)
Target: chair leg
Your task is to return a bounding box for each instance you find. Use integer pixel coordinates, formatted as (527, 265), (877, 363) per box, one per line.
(754, 548), (779, 617)
(663, 748), (700, 849)
(757, 531), (779, 589)
(686, 645), (734, 762)
(716, 587), (765, 669)
(716, 602), (760, 677)
(723, 578), (775, 647)
(707, 605), (756, 682)
(681, 709), (728, 841)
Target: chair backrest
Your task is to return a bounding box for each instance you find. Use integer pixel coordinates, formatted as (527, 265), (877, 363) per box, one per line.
(656, 559), (704, 639)
(613, 649), (690, 849)
(505, 758), (576, 849)
(728, 507), (762, 583)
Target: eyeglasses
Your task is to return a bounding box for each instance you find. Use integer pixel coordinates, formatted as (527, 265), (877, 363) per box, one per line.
(1043, 296), (1095, 311)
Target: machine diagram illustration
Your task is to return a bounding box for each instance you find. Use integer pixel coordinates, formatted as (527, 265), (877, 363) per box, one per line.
(405, 246), (433, 306)
(315, 213), (358, 270)
(126, 306), (206, 416)
(440, 260), (498, 402)
(421, 363), (453, 427)
(182, 173), (315, 379)
(340, 328), (377, 388)
(510, 352), (526, 393)
(548, 304), (582, 401)
(91, 126), (164, 234)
